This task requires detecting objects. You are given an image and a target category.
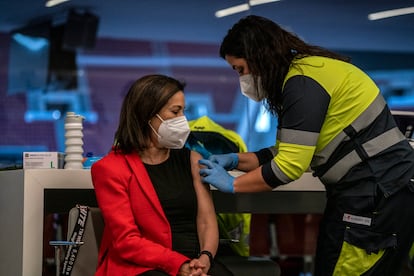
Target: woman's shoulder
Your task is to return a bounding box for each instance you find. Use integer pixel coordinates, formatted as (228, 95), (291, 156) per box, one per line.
(91, 150), (128, 172)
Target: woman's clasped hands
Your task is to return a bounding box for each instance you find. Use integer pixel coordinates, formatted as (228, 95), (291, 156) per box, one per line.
(178, 258), (211, 276)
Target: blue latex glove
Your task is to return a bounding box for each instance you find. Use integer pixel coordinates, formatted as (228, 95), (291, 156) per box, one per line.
(199, 159), (235, 193)
(208, 153), (239, 170)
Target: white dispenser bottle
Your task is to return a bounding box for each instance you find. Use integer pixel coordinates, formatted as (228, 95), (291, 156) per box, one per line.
(64, 112), (85, 169)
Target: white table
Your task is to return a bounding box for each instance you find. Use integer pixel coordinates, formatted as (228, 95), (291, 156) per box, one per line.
(0, 169), (93, 276)
(0, 169), (325, 276)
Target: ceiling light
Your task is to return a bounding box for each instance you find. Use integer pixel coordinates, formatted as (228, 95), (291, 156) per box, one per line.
(249, 0), (281, 6)
(368, 6), (414, 20)
(45, 0), (70, 8)
(215, 4), (249, 18)
(215, 0), (281, 18)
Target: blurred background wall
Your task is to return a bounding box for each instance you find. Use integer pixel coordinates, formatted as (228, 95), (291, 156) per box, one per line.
(0, 0), (413, 166)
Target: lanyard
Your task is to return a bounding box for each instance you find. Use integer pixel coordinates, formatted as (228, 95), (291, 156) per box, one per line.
(61, 205), (89, 276)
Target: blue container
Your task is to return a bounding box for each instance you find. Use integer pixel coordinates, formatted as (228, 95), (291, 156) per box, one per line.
(83, 156), (102, 169)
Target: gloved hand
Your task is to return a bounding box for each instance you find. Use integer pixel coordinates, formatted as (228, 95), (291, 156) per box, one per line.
(199, 159), (235, 193)
(208, 153), (239, 170)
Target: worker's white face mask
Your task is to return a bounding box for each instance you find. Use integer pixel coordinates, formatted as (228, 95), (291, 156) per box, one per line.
(239, 74), (265, 102)
(149, 114), (190, 149)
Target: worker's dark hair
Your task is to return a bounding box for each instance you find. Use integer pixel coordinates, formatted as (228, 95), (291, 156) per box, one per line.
(220, 15), (350, 115)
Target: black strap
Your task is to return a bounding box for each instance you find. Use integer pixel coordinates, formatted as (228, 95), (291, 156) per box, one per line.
(343, 125), (369, 161)
(61, 205), (89, 276)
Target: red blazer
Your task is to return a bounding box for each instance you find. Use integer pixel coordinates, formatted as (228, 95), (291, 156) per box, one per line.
(91, 150), (190, 276)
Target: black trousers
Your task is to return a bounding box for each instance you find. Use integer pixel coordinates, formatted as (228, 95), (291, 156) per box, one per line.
(314, 182), (414, 276)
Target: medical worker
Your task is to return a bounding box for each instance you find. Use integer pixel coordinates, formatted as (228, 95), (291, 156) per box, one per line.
(199, 15), (414, 275)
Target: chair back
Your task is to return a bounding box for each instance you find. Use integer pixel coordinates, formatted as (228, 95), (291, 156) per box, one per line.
(66, 206), (104, 276)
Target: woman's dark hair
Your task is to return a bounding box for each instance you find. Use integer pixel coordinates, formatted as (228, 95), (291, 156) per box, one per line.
(114, 74), (185, 153)
(220, 15), (350, 115)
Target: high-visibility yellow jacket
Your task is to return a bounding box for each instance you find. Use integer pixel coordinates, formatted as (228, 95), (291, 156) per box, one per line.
(256, 56), (414, 196)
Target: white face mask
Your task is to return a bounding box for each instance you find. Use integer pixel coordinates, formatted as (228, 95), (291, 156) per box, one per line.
(149, 114), (190, 149)
(239, 74), (265, 102)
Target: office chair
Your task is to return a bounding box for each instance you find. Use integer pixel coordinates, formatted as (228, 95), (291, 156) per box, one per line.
(49, 205), (104, 276)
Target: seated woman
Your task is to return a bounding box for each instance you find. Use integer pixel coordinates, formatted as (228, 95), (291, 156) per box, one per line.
(91, 74), (233, 276)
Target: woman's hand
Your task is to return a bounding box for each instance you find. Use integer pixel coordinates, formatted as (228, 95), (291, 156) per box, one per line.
(199, 159), (235, 193)
(177, 259), (208, 276)
(189, 257), (209, 275)
(208, 153), (239, 170)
